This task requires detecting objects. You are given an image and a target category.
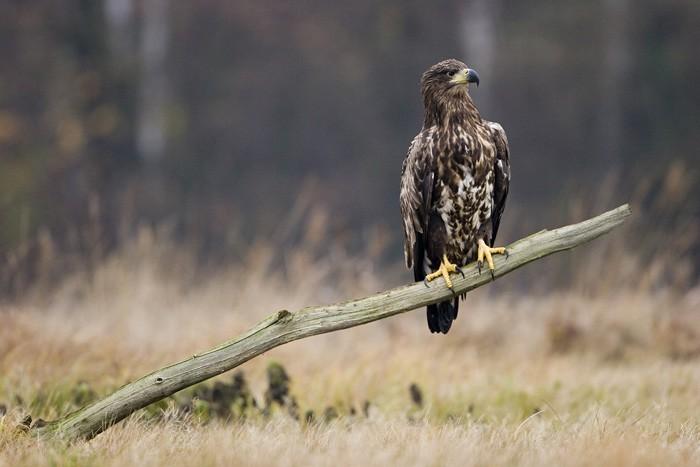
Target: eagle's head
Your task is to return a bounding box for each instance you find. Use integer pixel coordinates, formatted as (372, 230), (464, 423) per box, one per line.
(420, 59), (480, 120)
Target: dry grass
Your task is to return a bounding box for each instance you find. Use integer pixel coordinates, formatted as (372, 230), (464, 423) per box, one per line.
(4, 408), (700, 467)
(1, 205), (700, 466)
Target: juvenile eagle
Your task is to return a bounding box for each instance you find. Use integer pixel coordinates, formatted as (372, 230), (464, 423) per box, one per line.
(400, 59), (510, 334)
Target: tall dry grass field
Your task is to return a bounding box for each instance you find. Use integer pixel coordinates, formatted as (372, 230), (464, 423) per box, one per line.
(1, 186), (699, 466)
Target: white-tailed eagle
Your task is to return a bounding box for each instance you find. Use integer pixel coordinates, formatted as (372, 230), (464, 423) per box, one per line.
(400, 59), (511, 334)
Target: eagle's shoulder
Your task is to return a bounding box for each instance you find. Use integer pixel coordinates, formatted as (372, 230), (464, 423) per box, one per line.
(486, 121), (509, 158)
(400, 127), (436, 268)
(401, 126), (435, 173)
(486, 120), (506, 137)
(485, 120), (510, 178)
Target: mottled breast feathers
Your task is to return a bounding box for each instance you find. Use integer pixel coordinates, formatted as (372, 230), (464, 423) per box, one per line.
(399, 120), (510, 271)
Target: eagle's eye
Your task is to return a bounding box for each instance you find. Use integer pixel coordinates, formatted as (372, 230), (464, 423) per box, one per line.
(446, 70), (456, 77)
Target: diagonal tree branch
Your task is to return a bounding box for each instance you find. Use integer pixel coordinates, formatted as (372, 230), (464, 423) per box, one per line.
(31, 204), (631, 441)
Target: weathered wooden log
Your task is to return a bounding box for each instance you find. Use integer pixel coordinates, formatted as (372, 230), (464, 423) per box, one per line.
(32, 204), (631, 441)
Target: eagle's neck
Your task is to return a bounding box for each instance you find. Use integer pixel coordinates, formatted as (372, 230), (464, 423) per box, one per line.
(423, 94), (481, 130)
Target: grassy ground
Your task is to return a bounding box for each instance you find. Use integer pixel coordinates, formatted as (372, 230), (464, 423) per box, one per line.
(1, 227), (699, 466)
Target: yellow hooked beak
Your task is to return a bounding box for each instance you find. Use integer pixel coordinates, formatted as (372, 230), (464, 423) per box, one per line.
(450, 68), (480, 87)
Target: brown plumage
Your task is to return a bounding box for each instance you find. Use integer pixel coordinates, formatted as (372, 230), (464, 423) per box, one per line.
(400, 59), (511, 334)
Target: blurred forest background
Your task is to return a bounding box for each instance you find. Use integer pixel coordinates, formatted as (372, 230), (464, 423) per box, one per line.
(1, 0), (698, 297)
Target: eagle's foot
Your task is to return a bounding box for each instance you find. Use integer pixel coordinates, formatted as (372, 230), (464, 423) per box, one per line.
(477, 239), (508, 280)
(424, 254), (460, 289)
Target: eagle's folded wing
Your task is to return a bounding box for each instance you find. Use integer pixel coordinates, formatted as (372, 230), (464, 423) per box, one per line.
(486, 121), (510, 246)
(399, 131), (434, 269)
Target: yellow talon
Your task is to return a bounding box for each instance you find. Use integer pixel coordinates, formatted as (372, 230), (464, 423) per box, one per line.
(477, 239), (508, 278)
(425, 254), (459, 289)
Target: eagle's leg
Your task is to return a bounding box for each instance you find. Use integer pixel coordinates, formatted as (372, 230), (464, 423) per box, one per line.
(477, 239), (508, 280)
(424, 254), (460, 289)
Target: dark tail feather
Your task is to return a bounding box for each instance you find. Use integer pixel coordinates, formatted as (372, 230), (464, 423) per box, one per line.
(426, 297), (459, 334)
